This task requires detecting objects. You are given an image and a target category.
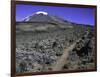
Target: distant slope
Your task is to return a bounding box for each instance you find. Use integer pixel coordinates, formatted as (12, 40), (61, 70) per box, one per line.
(16, 11), (93, 32)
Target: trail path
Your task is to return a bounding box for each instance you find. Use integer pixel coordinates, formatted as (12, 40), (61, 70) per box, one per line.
(52, 31), (89, 71)
(52, 42), (76, 71)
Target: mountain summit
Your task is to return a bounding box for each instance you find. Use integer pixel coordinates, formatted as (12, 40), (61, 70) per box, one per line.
(21, 11), (68, 24)
(35, 11), (48, 15)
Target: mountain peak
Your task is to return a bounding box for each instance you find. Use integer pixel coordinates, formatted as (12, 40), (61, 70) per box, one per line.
(35, 11), (48, 15)
(21, 11), (68, 24)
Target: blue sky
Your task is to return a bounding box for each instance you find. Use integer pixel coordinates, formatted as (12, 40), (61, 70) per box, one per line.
(16, 4), (95, 26)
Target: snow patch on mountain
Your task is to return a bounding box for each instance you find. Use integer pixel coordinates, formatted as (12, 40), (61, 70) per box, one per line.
(35, 11), (48, 15)
(21, 11), (48, 21)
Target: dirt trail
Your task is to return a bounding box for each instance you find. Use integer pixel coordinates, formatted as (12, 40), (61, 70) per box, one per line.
(52, 32), (89, 71)
(52, 39), (80, 71)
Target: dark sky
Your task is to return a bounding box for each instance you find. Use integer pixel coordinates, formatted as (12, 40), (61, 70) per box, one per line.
(16, 4), (95, 26)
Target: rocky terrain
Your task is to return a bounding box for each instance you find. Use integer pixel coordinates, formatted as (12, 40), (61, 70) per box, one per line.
(16, 11), (96, 73)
